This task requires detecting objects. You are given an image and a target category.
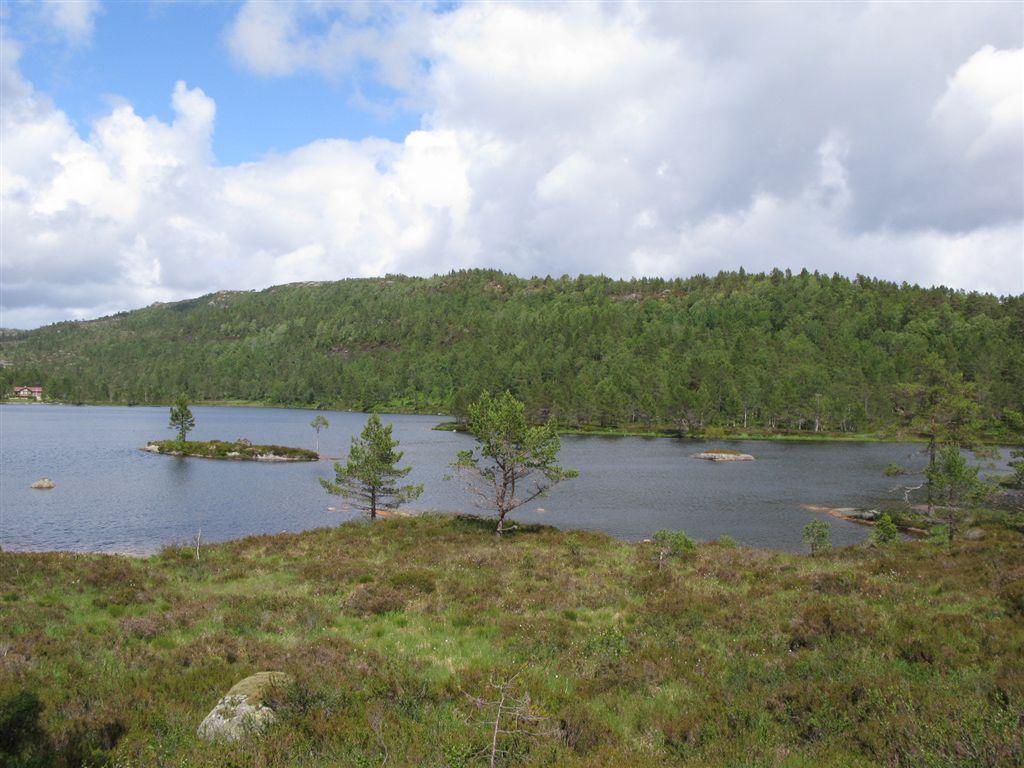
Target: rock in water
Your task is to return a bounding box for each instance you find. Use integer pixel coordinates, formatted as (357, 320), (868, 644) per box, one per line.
(197, 671), (292, 742)
(692, 451), (755, 462)
(31, 478), (55, 489)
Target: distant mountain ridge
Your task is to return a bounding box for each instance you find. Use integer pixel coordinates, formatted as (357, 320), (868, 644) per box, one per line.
(2, 269), (1022, 436)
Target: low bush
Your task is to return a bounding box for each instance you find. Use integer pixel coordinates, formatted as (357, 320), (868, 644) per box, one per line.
(344, 583), (408, 616)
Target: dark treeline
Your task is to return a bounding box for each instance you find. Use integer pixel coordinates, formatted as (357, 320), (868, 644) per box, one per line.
(3, 269), (1022, 436)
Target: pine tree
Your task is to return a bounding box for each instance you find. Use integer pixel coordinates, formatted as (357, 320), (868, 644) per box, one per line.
(310, 414), (329, 454)
(452, 391), (577, 535)
(168, 394), (195, 441)
(320, 414), (422, 519)
(925, 445), (992, 541)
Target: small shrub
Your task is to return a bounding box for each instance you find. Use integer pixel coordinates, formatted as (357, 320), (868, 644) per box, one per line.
(897, 634), (937, 664)
(120, 614), (168, 640)
(344, 583), (407, 616)
(565, 535), (583, 561)
(883, 463), (908, 477)
(0, 690), (52, 768)
(661, 711), (704, 752)
(870, 513), (898, 546)
(0, 692), (124, 768)
(998, 579), (1024, 617)
(559, 704), (611, 754)
(715, 535), (737, 548)
(653, 529), (695, 567)
(56, 715), (126, 768)
(803, 520), (831, 555)
(387, 569), (436, 594)
(788, 601), (874, 650)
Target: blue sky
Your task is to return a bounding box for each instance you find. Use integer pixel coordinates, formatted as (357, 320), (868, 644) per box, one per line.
(6, 1), (421, 164)
(2, 1), (1021, 328)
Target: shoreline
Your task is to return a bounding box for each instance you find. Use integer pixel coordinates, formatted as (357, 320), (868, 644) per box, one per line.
(4, 400), (1021, 447)
(0, 513), (833, 559)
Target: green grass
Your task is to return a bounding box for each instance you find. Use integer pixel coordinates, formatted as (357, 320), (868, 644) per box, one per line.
(2, 514), (1023, 767)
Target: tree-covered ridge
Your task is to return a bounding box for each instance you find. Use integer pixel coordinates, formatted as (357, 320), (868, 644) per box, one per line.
(2, 269), (1022, 436)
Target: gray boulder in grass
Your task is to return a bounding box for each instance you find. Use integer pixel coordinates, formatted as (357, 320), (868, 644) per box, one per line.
(197, 671), (292, 742)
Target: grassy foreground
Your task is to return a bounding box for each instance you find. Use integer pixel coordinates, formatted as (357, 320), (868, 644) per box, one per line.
(2, 515), (1023, 767)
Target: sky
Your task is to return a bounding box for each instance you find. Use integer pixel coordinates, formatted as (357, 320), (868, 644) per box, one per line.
(1, 1), (1022, 329)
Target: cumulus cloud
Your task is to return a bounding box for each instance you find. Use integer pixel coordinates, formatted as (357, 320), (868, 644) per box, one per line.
(39, 0), (102, 46)
(224, 1), (433, 95)
(2, 1), (1022, 328)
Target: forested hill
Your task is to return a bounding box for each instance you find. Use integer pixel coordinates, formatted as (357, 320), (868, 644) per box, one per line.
(2, 270), (1022, 436)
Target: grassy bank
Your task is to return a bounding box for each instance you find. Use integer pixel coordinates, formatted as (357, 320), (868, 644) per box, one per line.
(3, 515), (1023, 767)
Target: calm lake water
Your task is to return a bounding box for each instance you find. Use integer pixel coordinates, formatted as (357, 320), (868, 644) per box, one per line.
(0, 404), (1013, 554)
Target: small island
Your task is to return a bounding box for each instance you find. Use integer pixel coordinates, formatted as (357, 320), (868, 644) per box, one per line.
(144, 395), (319, 461)
(693, 449), (755, 462)
(144, 439), (318, 462)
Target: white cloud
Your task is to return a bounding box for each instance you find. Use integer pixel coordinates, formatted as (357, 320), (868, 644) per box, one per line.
(2, 2), (1023, 328)
(932, 45), (1023, 161)
(39, 0), (101, 46)
(224, 1), (433, 95)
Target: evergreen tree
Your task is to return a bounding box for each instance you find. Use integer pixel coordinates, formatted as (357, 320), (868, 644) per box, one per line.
(893, 365), (986, 514)
(925, 445), (992, 541)
(310, 414), (329, 454)
(320, 414), (422, 519)
(168, 394), (195, 441)
(453, 391), (578, 535)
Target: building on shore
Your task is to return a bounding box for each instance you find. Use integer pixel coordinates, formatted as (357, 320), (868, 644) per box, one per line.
(12, 385), (43, 400)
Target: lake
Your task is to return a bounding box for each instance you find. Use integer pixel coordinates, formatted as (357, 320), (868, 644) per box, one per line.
(0, 404), (1013, 553)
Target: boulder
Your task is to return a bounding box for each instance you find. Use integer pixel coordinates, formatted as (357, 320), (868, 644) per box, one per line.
(30, 478), (55, 489)
(197, 671), (292, 743)
(963, 528), (986, 541)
